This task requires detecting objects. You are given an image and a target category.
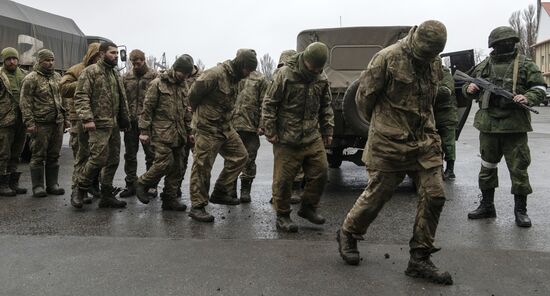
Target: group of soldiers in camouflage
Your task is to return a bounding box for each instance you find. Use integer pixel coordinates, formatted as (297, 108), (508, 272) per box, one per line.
(0, 20), (545, 285)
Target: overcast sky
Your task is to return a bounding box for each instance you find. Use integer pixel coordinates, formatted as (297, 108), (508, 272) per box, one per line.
(15, 0), (536, 67)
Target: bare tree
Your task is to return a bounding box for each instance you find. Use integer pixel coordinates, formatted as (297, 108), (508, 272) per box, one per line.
(509, 4), (538, 58)
(196, 59), (205, 71)
(259, 53), (275, 81)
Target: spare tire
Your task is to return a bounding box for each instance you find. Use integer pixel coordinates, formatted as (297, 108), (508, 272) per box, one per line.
(342, 79), (369, 137)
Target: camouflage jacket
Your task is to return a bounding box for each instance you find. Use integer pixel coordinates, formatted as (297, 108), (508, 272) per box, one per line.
(1, 66), (27, 105)
(139, 71), (191, 146)
(357, 29), (444, 171)
(59, 43), (100, 121)
(434, 66), (458, 126)
(20, 69), (65, 127)
(262, 54), (334, 147)
(188, 61), (240, 136)
(462, 49), (546, 133)
(232, 71), (268, 132)
(74, 60), (130, 129)
(123, 66), (157, 122)
(0, 71), (15, 127)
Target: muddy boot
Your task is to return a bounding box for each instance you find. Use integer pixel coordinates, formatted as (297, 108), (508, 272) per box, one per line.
(82, 194), (93, 204)
(443, 160), (455, 180)
(135, 181), (151, 204)
(336, 228), (363, 265)
(209, 186), (240, 205)
(514, 195), (532, 227)
(467, 189), (496, 219)
(0, 174), (16, 197)
(98, 185), (127, 208)
(30, 167), (47, 198)
(188, 207), (214, 222)
(240, 179), (252, 203)
(161, 192), (187, 211)
(45, 165), (65, 195)
(276, 213), (298, 233)
(147, 182), (159, 199)
(70, 187), (87, 209)
(119, 180), (136, 198)
(297, 204), (325, 225)
(9, 172), (27, 194)
(405, 249), (453, 285)
(290, 181), (302, 204)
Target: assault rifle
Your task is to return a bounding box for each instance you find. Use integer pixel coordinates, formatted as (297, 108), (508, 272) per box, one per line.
(453, 70), (539, 114)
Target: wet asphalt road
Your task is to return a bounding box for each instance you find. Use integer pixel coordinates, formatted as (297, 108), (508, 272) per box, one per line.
(1, 105), (550, 295)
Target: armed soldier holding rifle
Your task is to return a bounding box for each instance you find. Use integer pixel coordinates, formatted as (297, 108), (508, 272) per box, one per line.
(461, 26), (546, 228)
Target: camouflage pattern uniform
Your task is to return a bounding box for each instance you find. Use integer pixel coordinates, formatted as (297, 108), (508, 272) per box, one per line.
(338, 21), (453, 285)
(0, 47), (28, 195)
(463, 26), (546, 227)
(137, 66), (192, 208)
(231, 71), (268, 201)
(20, 57), (66, 196)
(60, 43), (100, 192)
(188, 51), (256, 215)
(262, 43), (334, 229)
(74, 59), (130, 201)
(122, 64), (157, 188)
(434, 66), (457, 178)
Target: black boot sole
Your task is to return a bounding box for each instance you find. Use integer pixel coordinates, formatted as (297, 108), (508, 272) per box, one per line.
(404, 268), (453, 285)
(188, 213), (215, 222)
(209, 198), (240, 205)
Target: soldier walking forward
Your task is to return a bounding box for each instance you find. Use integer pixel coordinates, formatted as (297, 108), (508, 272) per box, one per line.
(336, 21), (453, 285)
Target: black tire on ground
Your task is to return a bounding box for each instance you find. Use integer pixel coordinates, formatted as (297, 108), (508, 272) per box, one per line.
(342, 79), (369, 138)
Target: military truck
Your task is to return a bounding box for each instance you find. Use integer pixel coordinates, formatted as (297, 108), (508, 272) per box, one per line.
(297, 26), (474, 168)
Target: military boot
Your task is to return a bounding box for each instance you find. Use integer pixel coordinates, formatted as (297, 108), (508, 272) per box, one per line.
(0, 174), (16, 197)
(290, 181), (302, 204)
(405, 249), (453, 285)
(135, 181), (151, 204)
(467, 189), (496, 219)
(161, 192), (187, 211)
(30, 166), (47, 198)
(98, 185), (127, 208)
(188, 207), (215, 222)
(239, 179), (252, 203)
(297, 204), (326, 224)
(45, 165), (65, 195)
(276, 213), (298, 233)
(70, 187), (87, 209)
(147, 182), (159, 199)
(514, 195), (532, 227)
(9, 172), (27, 194)
(119, 180), (136, 198)
(336, 228), (363, 265)
(209, 186), (240, 205)
(443, 160), (455, 180)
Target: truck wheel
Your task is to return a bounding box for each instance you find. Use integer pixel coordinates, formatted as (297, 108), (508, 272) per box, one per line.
(343, 79), (369, 138)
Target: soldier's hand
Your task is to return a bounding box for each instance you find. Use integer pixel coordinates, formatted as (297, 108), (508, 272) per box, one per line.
(257, 128), (264, 136)
(513, 94), (528, 105)
(139, 134), (150, 144)
(83, 121), (96, 131)
(323, 135), (333, 146)
(266, 134), (279, 144)
(467, 83), (480, 94)
(26, 125), (36, 134)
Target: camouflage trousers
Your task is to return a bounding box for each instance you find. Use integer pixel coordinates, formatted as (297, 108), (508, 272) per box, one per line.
(479, 132), (532, 195)
(272, 137), (328, 215)
(189, 130), (248, 208)
(342, 167), (446, 252)
(237, 131), (260, 181)
(139, 140), (186, 197)
(29, 123), (63, 169)
(69, 121), (90, 188)
(77, 127), (121, 188)
(0, 114), (26, 174)
(123, 120), (154, 183)
(437, 125), (456, 162)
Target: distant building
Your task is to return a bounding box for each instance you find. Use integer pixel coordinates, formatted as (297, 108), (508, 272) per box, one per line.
(534, 1), (550, 85)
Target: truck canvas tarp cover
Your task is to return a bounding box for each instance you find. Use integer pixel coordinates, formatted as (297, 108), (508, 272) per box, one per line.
(297, 26), (411, 90)
(0, 0), (87, 70)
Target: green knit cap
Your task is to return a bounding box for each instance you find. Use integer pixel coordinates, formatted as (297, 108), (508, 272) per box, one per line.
(37, 49), (55, 62)
(173, 54), (194, 74)
(1, 47), (19, 61)
(233, 48), (258, 71)
(303, 42), (329, 68)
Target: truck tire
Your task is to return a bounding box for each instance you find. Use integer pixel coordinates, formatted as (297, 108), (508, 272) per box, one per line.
(343, 79), (369, 138)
